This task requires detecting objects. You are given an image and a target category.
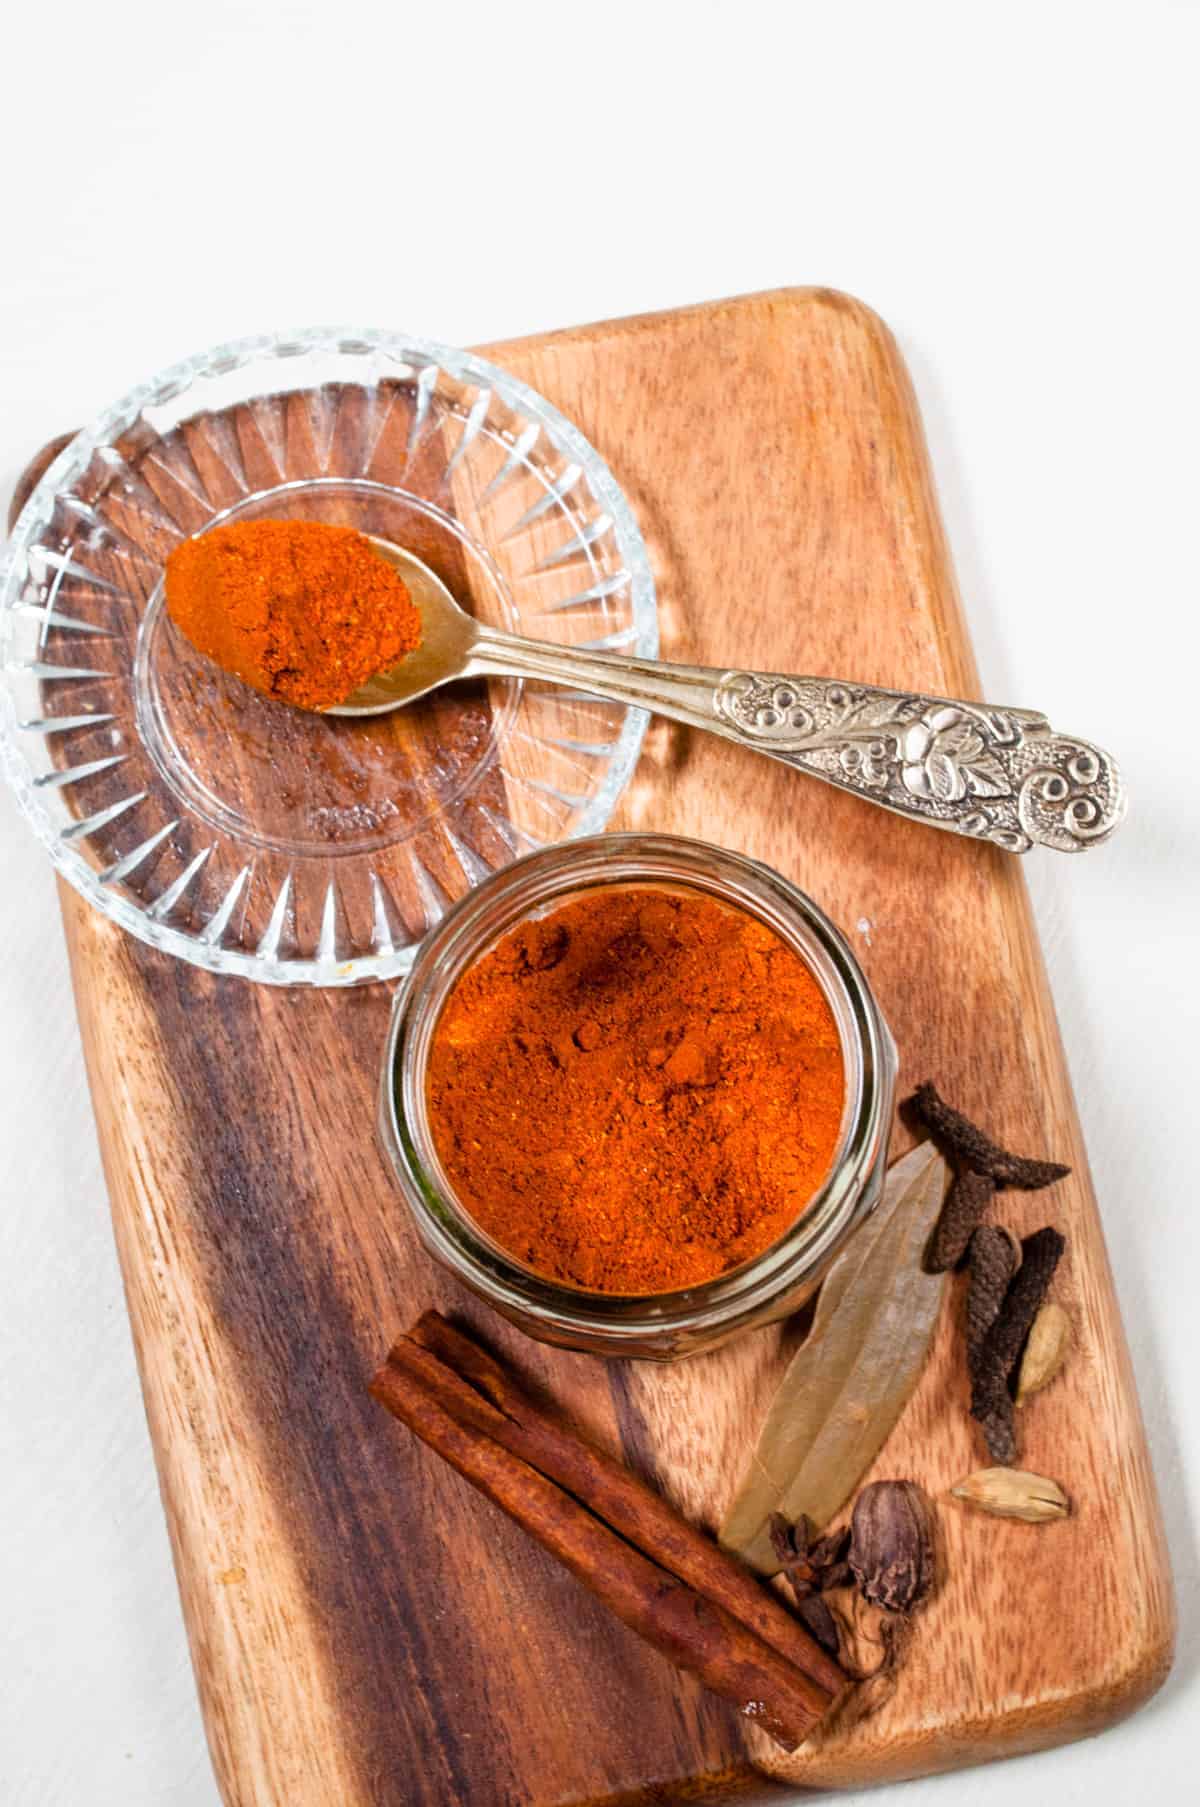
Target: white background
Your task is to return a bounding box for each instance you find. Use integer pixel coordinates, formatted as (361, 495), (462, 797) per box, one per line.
(1, 3), (1196, 1802)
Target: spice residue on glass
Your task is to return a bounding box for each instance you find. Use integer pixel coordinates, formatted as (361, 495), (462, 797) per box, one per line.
(164, 519), (422, 710)
(425, 886), (845, 1293)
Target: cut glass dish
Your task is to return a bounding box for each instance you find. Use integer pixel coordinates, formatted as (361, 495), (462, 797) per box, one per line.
(0, 328), (657, 984)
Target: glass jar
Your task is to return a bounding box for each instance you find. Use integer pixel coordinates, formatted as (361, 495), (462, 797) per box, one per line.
(378, 833), (897, 1360)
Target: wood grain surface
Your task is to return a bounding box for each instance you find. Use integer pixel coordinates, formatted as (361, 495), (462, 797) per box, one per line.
(16, 290), (1174, 1804)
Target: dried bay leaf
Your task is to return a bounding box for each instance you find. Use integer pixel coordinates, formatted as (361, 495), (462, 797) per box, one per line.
(720, 1143), (949, 1573)
(723, 1146), (937, 1567)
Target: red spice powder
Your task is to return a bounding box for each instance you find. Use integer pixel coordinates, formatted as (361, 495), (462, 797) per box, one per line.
(426, 886), (846, 1293)
(165, 518), (421, 710)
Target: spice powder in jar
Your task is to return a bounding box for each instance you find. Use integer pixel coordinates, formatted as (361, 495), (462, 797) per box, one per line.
(425, 886), (845, 1294)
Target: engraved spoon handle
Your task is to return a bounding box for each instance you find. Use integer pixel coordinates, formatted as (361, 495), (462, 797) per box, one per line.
(469, 629), (1124, 852)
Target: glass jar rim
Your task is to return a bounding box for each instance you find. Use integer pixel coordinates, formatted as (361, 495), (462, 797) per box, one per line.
(379, 833), (896, 1350)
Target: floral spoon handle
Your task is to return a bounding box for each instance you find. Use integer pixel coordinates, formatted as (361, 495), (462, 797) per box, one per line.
(471, 630), (1125, 852)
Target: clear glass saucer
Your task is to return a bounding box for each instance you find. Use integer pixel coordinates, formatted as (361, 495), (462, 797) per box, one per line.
(0, 328), (657, 984)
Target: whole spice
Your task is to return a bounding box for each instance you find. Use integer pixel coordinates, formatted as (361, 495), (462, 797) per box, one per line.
(720, 1145), (949, 1571)
(908, 1082), (1071, 1191)
(812, 1480), (938, 1727)
(165, 518), (422, 710)
(926, 1169), (997, 1272)
(425, 887), (845, 1293)
(767, 1517), (852, 1664)
(371, 1312), (846, 1748)
(768, 1515), (852, 1600)
(970, 1227), (1066, 1463)
(950, 1468), (1070, 1523)
(1015, 1302), (1073, 1404)
(848, 1482), (936, 1614)
(965, 1225), (1022, 1378)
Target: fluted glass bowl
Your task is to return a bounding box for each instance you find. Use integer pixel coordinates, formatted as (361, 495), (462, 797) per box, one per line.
(0, 328), (656, 984)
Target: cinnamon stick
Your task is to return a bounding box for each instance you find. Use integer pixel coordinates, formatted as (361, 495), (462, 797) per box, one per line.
(405, 1313), (844, 1698)
(370, 1322), (844, 1747)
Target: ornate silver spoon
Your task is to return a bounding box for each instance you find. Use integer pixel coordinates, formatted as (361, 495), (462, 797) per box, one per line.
(329, 539), (1124, 854)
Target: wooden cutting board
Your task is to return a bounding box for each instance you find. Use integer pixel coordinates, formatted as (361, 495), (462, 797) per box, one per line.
(16, 290), (1173, 1805)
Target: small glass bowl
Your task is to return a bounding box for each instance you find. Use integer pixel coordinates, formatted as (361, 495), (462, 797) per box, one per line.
(0, 328), (656, 985)
(379, 833), (898, 1359)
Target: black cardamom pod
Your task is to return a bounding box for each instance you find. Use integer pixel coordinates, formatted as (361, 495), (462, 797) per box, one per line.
(849, 1480), (936, 1614)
